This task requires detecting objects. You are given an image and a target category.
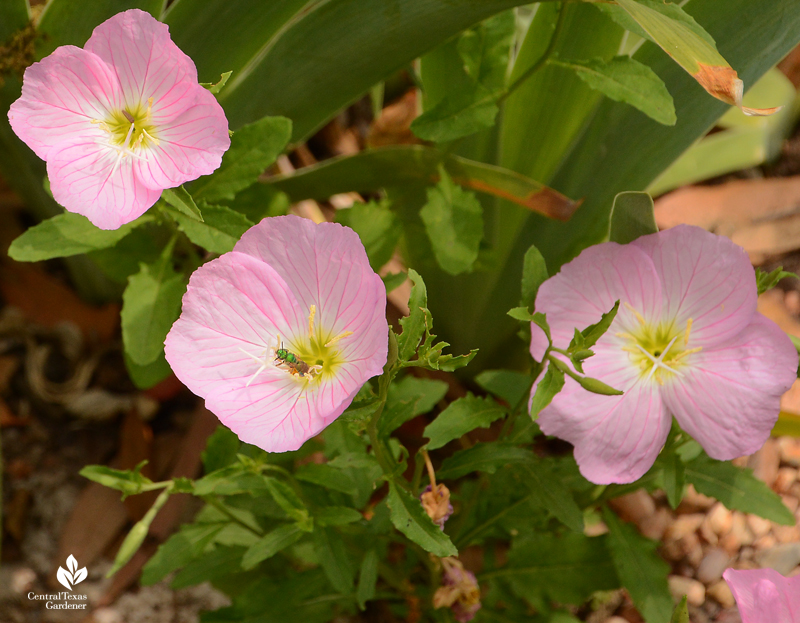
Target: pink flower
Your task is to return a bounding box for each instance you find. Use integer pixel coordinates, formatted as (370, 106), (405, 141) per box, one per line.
(8, 9), (229, 230)
(724, 568), (800, 622)
(164, 215), (388, 452)
(433, 558), (482, 623)
(530, 225), (797, 484)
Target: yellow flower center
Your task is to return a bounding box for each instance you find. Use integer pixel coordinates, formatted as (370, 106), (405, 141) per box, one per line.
(93, 97), (159, 157)
(618, 303), (702, 385)
(290, 305), (351, 381)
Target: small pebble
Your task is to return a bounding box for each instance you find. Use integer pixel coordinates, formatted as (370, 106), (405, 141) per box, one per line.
(746, 514), (772, 538)
(640, 507), (671, 540)
(707, 580), (735, 609)
(747, 439), (780, 488)
(755, 542), (800, 575)
(774, 467), (798, 494)
(697, 548), (730, 584)
(779, 437), (800, 467)
(609, 489), (656, 524)
(10, 568), (36, 593)
(706, 503), (733, 537)
(668, 575), (706, 606)
(667, 513), (705, 540)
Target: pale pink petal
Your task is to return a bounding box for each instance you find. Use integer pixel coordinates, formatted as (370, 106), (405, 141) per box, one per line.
(8, 46), (123, 160)
(662, 314), (798, 460)
(536, 343), (671, 484)
(47, 139), (160, 229)
(134, 87), (230, 190)
(85, 9), (197, 119)
(532, 241), (663, 352)
(632, 225), (757, 347)
(723, 568), (800, 623)
(235, 215), (388, 374)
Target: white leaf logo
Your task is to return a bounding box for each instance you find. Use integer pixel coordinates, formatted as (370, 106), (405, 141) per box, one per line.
(56, 555), (87, 590)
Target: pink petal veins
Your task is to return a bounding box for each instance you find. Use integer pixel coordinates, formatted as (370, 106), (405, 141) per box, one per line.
(661, 314), (798, 460)
(632, 224), (757, 347)
(8, 46), (123, 160)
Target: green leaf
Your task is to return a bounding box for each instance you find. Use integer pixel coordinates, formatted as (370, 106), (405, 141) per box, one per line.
(79, 462), (154, 498)
(141, 522), (224, 585)
(671, 596), (689, 623)
(295, 463), (357, 495)
(382, 272), (407, 294)
(201, 70), (232, 94)
(420, 167), (484, 275)
(190, 116), (292, 203)
(529, 363), (564, 420)
(386, 481), (457, 557)
(603, 508), (672, 623)
(609, 191), (658, 244)
(8, 212), (153, 262)
(521, 244), (549, 310)
(108, 487), (172, 576)
(458, 10), (516, 92)
(241, 523), (304, 570)
(121, 253), (187, 366)
(172, 545), (247, 590)
(0, 0), (29, 44)
(336, 201), (401, 271)
(659, 452), (686, 510)
(124, 351), (173, 390)
(379, 376), (449, 437)
(504, 533), (618, 606)
(397, 269), (428, 362)
(475, 369), (532, 406)
(161, 186), (203, 221)
(202, 426), (241, 473)
(437, 442), (533, 480)
(549, 357), (624, 396)
(507, 307), (535, 322)
(313, 527), (355, 594)
(264, 477), (311, 528)
(685, 453), (795, 525)
(411, 83), (499, 143)
(553, 57), (676, 126)
(356, 548), (379, 610)
(580, 300), (620, 349)
(268, 145), (578, 221)
(170, 203), (253, 254)
(517, 461), (584, 533)
(756, 266), (796, 296)
(316, 506), (363, 527)
(424, 394), (507, 450)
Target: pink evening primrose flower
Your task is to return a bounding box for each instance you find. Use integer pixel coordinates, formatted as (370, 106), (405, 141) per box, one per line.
(723, 568), (800, 622)
(164, 215), (388, 452)
(529, 225), (798, 485)
(8, 9), (229, 230)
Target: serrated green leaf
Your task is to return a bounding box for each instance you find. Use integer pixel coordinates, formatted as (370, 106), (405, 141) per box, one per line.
(241, 523), (304, 570)
(437, 442), (533, 480)
(517, 460), (584, 533)
(336, 201), (401, 271)
(356, 548), (379, 610)
(685, 453), (795, 524)
(397, 269), (428, 362)
(386, 481), (456, 557)
(420, 167), (484, 275)
(529, 363), (564, 420)
(458, 10), (515, 92)
(603, 508), (672, 623)
(521, 244), (549, 310)
(191, 116), (292, 203)
(201, 70), (232, 94)
(161, 186), (203, 221)
(554, 57), (676, 125)
(475, 369), (532, 406)
(609, 191), (658, 244)
(170, 203), (253, 254)
(121, 254), (186, 366)
(424, 394), (507, 450)
(411, 84), (499, 143)
(8, 212), (153, 262)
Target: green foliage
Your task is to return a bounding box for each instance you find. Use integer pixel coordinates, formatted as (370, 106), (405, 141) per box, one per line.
(356, 548), (379, 610)
(685, 452), (796, 525)
(242, 524), (304, 570)
(528, 364), (564, 419)
(603, 508), (672, 623)
(411, 84), (499, 143)
(386, 481), (457, 557)
(190, 116), (292, 203)
(671, 596), (690, 623)
(756, 266), (796, 296)
(423, 394), (506, 449)
(419, 167), (484, 275)
(79, 461), (157, 499)
(8, 212), (153, 262)
(336, 201), (402, 271)
(609, 191), (658, 244)
(121, 249), (187, 366)
(475, 369), (531, 406)
(170, 203), (253, 254)
(437, 442), (532, 480)
(521, 244), (549, 310)
(553, 57), (676, 126)
(161, 186), (203, 221)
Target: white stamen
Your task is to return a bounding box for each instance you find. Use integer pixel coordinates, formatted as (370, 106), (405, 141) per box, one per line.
(238, 347), (269, 387)
(634, 335), (684, 382)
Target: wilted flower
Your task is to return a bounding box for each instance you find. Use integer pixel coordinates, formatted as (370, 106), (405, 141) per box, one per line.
(8, 9), (229, 229)
(165, 215), (388, 452)
(723, 567), (800, 622)
(530, 225), (797, 484)
(421, 484), (453, 530)
(433, 557), (481, 623)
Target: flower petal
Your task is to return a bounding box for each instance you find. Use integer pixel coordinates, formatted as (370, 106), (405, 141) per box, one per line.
(134, 87), (230, 190)
(84, 9), (197, 118)
(723, 568), (800, 623)
(537, 344), (670, 484)
(47, 139), (160, 229)
(661, 314), (797, 460)
(532, 241), (662, 351)
(8, 46), (123, 160)
(235, 215), (388, 374)
(632, 224), (757, 347)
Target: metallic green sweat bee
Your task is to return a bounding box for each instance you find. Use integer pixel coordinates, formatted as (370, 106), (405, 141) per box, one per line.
(274, 346), (311, 377)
